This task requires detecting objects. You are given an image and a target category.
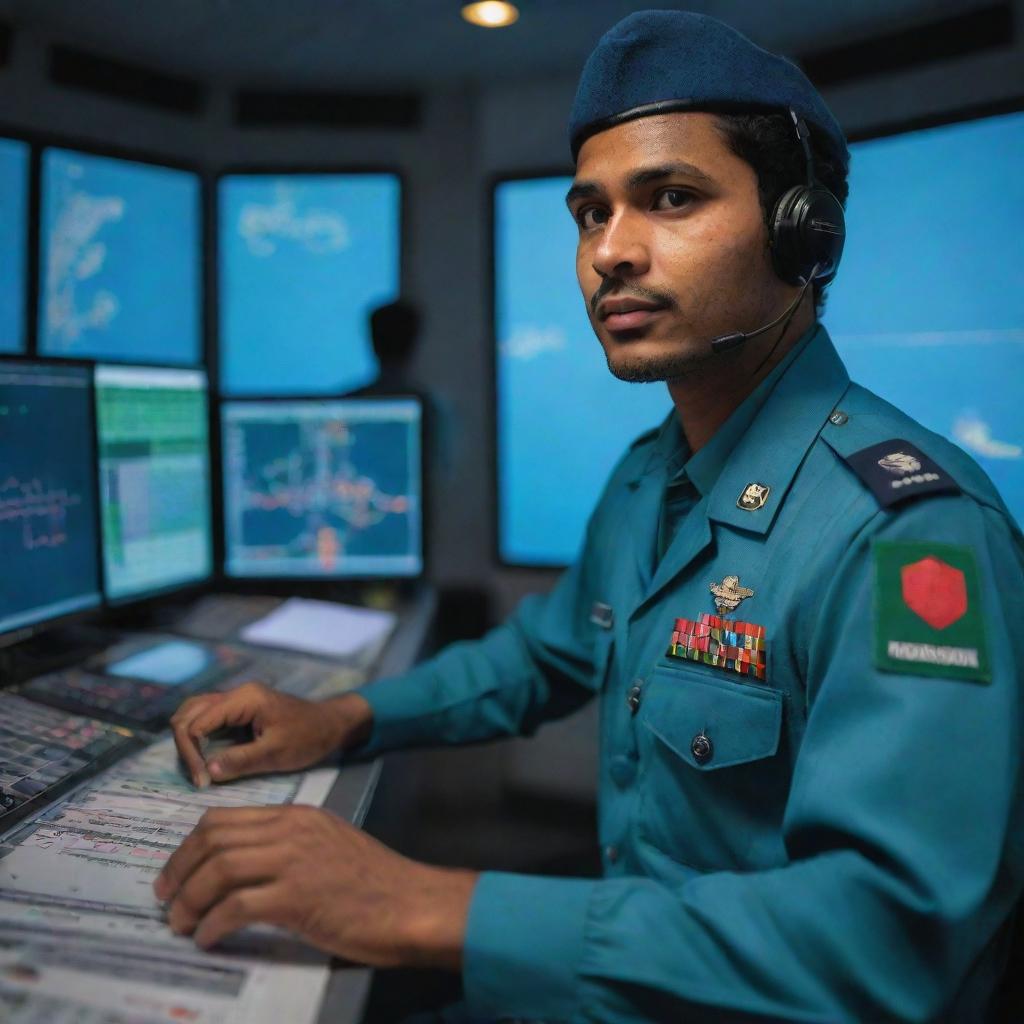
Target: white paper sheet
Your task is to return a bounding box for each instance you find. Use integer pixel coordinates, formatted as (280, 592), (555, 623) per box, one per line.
(0, 738), (340, 1024)
(239, 597), (397, 660)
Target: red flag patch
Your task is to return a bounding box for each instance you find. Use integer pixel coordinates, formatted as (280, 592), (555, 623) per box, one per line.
(900, 556), (967, 630)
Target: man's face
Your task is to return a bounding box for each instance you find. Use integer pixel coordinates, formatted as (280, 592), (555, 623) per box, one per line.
(568, 112), (788, 382)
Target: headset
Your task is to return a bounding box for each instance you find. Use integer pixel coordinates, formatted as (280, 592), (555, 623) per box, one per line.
(711, 108), (846, 354)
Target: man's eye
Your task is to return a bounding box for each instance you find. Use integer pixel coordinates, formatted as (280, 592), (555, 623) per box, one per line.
(654, 189), (695, 210)
(577, 206), (609, 229)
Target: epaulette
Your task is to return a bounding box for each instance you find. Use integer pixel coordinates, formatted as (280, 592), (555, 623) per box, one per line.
(839, 438), (961, 509)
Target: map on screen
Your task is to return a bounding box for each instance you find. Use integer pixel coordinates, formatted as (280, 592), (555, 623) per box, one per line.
(222, 398), (422, 578)
(38, 148), (201, 364)
(219, 174), (400, 395)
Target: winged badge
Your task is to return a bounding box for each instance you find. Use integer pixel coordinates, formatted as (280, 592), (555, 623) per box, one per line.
(709, 574), (754, 615)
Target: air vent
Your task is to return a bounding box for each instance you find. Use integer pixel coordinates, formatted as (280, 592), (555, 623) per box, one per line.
(235, 90), (421, 130)
(49, 45), (206, 115)
(800, 3), (1013, 88)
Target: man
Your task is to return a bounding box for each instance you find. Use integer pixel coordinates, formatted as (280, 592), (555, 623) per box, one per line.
(157, 12), (1024, 1022)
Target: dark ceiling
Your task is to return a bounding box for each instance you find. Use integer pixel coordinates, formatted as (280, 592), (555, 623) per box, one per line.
(0, 0), (998, 90)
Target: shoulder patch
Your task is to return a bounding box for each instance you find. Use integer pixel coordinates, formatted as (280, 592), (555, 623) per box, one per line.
(842, 439), (960, 508)
(873, 540), (989, 683)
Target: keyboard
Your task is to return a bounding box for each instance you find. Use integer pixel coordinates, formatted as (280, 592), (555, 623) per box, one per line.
(19, 638), (251, 731)
(0, 692), (139, 830)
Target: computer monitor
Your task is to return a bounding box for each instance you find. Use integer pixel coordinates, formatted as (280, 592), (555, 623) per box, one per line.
(218, 173), (401, 395)
(94, 364), (213, 602)
(0, 137), (29, 354)
(0, 360), (102, 643)
(221, 396), (422, 578)
(37, 147), (201, 365)
(826, 109), (1024, 528)
(494, 109), (1024, 566)
(494, 176), (668, 566)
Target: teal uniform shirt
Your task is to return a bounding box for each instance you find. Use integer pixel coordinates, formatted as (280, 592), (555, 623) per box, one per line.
(357, 324), (1024, 1023)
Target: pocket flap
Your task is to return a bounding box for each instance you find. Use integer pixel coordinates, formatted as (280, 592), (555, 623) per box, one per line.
(640, 665), (783, 771)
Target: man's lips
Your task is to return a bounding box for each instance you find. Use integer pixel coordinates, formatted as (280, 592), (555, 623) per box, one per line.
(598, 297), (670, 331)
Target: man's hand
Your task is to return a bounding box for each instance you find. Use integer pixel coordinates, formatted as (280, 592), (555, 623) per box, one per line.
(153, 805), (477, 969)
(170, 683), (374, 788)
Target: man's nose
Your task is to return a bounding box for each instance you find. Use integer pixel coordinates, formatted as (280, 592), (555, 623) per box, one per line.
(591, 209), (651, 280)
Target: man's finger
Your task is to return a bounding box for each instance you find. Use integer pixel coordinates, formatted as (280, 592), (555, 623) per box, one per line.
(155, 810), (285, 901)
(170, 694), (227, 787)
(193, 882), (290, 950)
(168, 844), (287, 936)
(206, 734), (282, 783)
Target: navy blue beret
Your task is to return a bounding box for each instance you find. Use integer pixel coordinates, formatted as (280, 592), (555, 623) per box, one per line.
(569, 10), (848, 169)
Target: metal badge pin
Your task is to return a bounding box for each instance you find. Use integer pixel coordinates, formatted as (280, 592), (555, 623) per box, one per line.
(709, 575), (754, 615)
(737, 482), (770, 511)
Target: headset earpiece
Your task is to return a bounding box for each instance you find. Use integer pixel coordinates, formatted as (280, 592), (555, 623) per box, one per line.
(769, 184), (846, 286)
(768, 110), (847, 287)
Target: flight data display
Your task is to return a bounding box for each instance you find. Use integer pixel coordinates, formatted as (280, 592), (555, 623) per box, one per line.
(218, 173), (400, 395)
(495, 110), (1024, 565)
(0, 137), (29, 354)
(0, 361), (102, 638)
(95, 364), (213, 602)
(222, 397), (422, 578)
(38, 147), (202, 364)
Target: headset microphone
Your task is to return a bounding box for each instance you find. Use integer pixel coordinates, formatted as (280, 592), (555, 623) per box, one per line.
(710, 269), (818, 354)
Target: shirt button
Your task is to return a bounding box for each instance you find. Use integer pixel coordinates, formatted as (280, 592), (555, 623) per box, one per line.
(691, 732), (714, 765)
(604, 844), (619, 864)
(829, 409), (849, 426)
(626, 679), (643, 715)
(609, 754), (637, 788)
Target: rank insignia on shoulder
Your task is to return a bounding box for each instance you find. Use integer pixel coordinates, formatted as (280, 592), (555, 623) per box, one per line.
(873, 541), (989, 683)
(668, 614), (766, 681)
(843, 439), (960, 508)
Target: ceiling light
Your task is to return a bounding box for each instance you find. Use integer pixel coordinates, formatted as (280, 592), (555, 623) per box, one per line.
(461, 2), (520, 29)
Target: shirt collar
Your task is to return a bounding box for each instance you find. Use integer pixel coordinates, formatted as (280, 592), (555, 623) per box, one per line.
(631, 322), (850, 534)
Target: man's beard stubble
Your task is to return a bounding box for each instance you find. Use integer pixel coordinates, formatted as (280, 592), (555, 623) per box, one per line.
(603, 337), (714, 383)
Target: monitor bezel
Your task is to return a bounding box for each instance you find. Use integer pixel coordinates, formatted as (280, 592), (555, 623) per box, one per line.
(487, 98), (1024, 571)
(0, 353), (106, 648)
(216, 390), (427, 585)
(33, 135), (206, 369)
(92, 361), (217, 608)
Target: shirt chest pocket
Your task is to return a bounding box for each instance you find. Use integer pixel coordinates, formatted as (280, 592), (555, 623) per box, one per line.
(635, 664), (788, 871)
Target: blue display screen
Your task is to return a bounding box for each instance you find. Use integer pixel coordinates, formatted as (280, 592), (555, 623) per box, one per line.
(495, 110), (1024, 565)
(827, 111), (1024, 528)
(0, 138), (30, 354)
(95, 365), (213, 603)
(0, 361), (102, 637)
(495, 178), (669, 566)
(218, 174), (401, 395)
(106, 640), (214, 686)
(38, 148), (201, 364)
(221, 397), (422, 578)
